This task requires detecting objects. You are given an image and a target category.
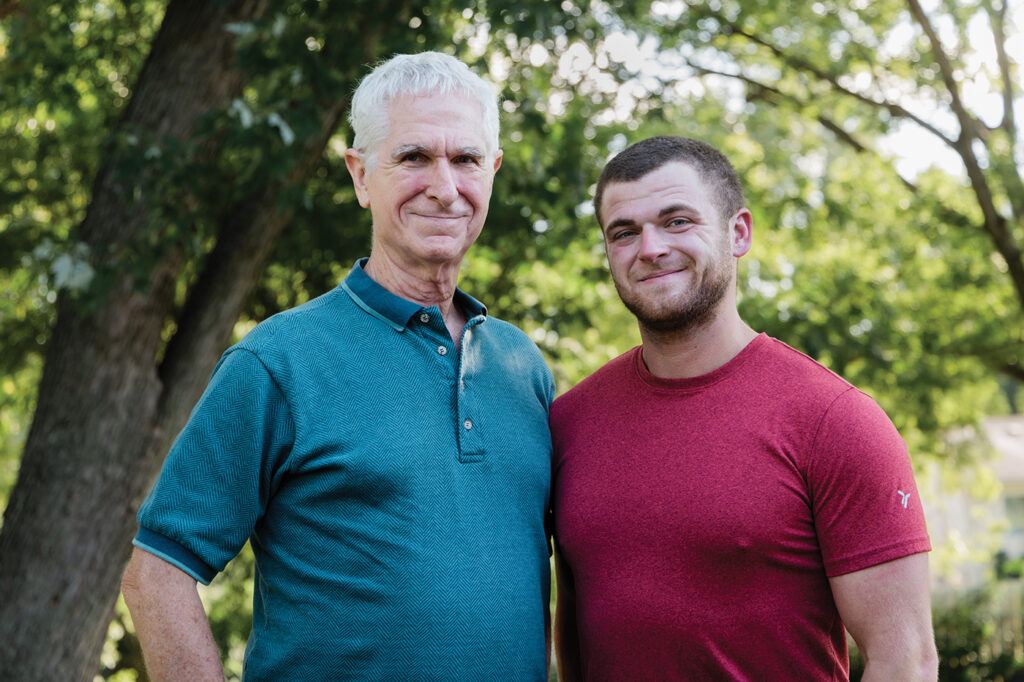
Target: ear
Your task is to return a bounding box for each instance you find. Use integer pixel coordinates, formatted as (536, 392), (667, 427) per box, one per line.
(344, 149), (372, 208)
(729, 208), (753, 257)
(492, 149), (503, 174)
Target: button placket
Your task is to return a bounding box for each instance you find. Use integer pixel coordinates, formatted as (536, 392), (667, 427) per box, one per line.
(415, 308), (453, 359)
(456, 316), (486, 463)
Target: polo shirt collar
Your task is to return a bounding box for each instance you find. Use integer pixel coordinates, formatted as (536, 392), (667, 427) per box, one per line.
(342, 258), (487, 330)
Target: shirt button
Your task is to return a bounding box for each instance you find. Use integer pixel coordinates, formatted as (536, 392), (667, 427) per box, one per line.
(419, 313), (430, 323)
(464, 419), (473, 430)
(437, 345), (447, 356)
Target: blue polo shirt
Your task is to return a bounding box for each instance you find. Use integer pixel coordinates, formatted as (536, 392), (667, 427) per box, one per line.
(135, 259), (555, 680)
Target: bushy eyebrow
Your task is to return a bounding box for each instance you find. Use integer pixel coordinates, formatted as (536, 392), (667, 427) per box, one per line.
(605, 216), (638, 232)
(452, 146), (485, 158)
(389, 144), (431, 161)
(604, 203), (698, 233)
(390, 144), (485, 161)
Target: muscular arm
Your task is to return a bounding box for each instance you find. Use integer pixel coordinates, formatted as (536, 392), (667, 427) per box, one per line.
(553, 548), (582, 682)
(121, 547), (225, 682)
(830, 552), (938, 681)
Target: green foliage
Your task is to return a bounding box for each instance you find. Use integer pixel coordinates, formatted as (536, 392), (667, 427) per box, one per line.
(0, 358), (40, 518)
(202, 545), (256, 680)
(932, 585), (1024, 682)
(850, 581), (1024, 682)
(0, 1), (161, 367)
(98, 598), (148, 681)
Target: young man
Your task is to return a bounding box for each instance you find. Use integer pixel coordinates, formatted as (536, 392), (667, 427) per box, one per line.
(552, 135), (937, 681)
(122, 52), (554, 680)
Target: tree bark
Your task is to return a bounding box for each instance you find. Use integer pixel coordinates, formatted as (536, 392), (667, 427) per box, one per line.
(0, 1), (269, 679)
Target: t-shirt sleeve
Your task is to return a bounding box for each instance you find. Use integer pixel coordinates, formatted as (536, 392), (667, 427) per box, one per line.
(134, 347), (295, 584)
(808, 387), (931, 577)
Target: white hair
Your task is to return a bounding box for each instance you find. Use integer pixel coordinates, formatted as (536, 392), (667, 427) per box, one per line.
(348, 51), (500, 170)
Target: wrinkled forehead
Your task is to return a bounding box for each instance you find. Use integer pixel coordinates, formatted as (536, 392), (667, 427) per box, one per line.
(381, 91), (490, 152)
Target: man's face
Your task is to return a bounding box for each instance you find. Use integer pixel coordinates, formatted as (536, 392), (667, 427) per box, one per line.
(346, 92), (501, 270)
(600, 161), (748, 333)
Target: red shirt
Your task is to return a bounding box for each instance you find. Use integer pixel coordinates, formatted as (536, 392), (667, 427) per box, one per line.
(552, 334), (931, 681)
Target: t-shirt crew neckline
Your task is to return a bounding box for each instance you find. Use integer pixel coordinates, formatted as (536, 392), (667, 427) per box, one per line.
(632, 332), (770, 393)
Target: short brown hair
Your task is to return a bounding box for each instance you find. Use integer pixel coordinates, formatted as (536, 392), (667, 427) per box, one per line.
(594, 136), (745, 226)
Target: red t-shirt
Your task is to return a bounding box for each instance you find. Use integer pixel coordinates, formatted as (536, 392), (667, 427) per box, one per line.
(551, 334), (931, 681)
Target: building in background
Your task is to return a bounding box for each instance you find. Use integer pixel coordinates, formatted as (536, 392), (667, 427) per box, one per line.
(924, 415), (1024, 592)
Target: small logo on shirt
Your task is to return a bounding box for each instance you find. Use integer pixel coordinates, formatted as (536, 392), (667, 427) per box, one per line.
(897, 490), (911, 508)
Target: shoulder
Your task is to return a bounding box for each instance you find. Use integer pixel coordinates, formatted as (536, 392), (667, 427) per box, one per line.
(551, 348), (638, 422)
(478, 314), (539, 349)
(476, 315), (546, 362)
(214, 287), (355, 389)
(756, 338), (903, 457)
(234, 286), (351, 356)
(476, 315), (554, 387)
(733, 336), (904, 450)
(752, 336), (859, 403)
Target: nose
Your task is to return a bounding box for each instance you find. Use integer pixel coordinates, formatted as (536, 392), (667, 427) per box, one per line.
(638, 226), (669, 262)
(426, 160), (459, 206)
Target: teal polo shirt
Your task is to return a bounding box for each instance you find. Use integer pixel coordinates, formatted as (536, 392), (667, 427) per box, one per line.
(135, 259), (555, 680)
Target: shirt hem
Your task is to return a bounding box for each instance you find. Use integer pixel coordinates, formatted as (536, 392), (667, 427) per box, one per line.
(133, 527), (218, 584)
(825, 536), (932, 577)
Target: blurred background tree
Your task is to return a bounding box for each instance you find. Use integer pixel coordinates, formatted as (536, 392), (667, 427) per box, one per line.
(0, 0), (1021, 678)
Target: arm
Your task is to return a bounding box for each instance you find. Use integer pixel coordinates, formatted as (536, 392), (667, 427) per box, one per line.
(830, 552), (938, 681)
(121, 547), (225, 682)
(553, 548), (582, 682)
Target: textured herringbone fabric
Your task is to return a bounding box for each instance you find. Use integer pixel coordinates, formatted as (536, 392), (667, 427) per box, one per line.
(136, 259), (554, 680)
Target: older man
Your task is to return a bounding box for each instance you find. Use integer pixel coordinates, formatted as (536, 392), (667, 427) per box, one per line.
(552, 136), (937, 681)
(122, 52), (554, 680)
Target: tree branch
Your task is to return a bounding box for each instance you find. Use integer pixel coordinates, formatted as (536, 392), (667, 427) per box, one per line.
(901, 0), (994, 215)
(685, 59), (918, 193)
(979, 0), (1024, 223)
(714, 17), (955, 146)
(986, 0), (1018, 141)
(904, 0), (1024, 308)
(905, 0), (981, 140)
(688, 44), (1024, 308)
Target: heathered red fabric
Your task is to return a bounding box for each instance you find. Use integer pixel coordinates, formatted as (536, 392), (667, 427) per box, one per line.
(551, 334), (931, 681)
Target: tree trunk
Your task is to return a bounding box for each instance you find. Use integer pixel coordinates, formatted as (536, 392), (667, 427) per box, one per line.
(0, 1), (268, 678)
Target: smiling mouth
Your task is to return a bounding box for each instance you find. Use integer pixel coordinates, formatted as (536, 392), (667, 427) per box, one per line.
(413, 213), (468, 220)
(638, 268), (685, 282)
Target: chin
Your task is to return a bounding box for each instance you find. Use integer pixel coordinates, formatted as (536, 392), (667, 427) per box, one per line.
(416, 244), (472, 265)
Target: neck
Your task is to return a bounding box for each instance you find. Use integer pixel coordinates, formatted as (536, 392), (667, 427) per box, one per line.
(639, 307), (758, 379)
(366, 252), (461, 312)
(365, 252), (468, 345)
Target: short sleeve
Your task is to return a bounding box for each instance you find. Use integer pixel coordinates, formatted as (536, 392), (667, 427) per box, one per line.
(808, 388), (931, 577)
(134, 348), (295, 583)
